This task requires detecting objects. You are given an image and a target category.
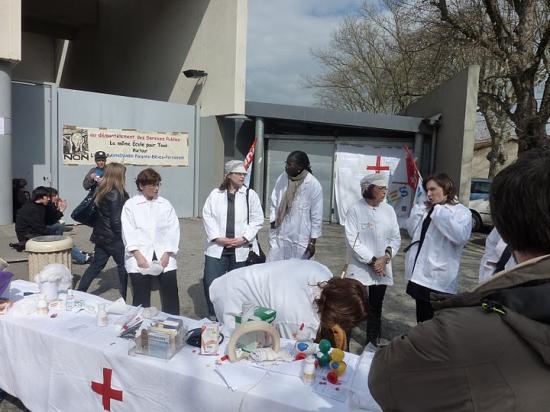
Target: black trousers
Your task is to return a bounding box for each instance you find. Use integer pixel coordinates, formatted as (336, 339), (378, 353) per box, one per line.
(78, 242), (127, 300)
(129, 270), (180, 316)
(406, 281), (449, 323)
(367, 284), (387, 345)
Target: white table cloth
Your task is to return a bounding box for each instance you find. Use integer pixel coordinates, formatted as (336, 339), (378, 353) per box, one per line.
(0, 280), (379, 412)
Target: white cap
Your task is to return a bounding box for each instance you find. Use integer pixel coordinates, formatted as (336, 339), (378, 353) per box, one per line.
(360, 173), (389, 191)
(224, 160), (247, 175)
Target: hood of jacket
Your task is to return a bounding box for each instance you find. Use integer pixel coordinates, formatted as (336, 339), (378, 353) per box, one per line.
(432, 254), (550, 365)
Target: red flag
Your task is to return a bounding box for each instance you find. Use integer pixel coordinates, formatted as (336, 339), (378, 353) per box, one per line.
(404, 146), (420, 190)
(243, 139), (256, 171)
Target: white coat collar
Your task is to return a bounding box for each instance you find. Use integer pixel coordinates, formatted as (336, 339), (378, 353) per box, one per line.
(135, 193), (165, 205)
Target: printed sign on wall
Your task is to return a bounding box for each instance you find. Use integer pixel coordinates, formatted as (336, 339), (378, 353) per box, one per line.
(62, 126), (189, 166)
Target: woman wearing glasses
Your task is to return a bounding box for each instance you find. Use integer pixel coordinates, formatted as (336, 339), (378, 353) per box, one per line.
(202, 160), (264, 319)
(344, 173), (400, 347)
(121, 168), (181, 315)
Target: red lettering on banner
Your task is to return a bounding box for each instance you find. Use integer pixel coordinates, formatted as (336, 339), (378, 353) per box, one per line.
(91, 368), (123, 411)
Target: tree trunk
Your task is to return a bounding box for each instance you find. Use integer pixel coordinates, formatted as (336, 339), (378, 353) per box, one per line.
(515, 120), (549, 154)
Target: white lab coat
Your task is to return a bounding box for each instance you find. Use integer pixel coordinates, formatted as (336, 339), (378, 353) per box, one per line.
(268, 172), (323, 261)
(405, 203), (472, 294)
(202, 186), (264, 263)
(121, 194), (180, 273)
(344, 199), (401, 286)
(478, 227), (516, 283)
(209, 259), (332, 340)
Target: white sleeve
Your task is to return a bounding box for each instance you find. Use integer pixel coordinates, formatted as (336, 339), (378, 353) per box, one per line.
(478, 228), (503, 283)
(269, 174), (284, 223)
(243, 189), (264, 241)
(309, 180), (323, 239)
(202, 191), (222, 242)
(387, 208), (401, 257)
(165, 203), (180, 254)
(121, 202), (140, 253)
(406, 204), (425, 238)
(345, 204), (373, 264)
(430, 204), (472, 246)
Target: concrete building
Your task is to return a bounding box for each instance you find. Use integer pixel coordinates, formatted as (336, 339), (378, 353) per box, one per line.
(1, 0), (247, 224)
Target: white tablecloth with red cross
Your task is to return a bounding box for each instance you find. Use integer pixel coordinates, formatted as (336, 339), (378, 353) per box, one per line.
(0, 280), (379, 412)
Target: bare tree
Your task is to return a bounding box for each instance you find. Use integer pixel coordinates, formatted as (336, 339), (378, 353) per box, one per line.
(425, 0), (550, 152)
(308, 0), (550, 175)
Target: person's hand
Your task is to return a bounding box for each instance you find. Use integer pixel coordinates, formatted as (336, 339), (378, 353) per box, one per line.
(94, 176), (103, 183)
(90, 172), (97, 180)
(372, 256), (388, 276)
(304, 242), (316, 259)
(227, 237), (247, 248)
(57, 199), (67, 212)
(214, 237), (232, 247)
(133, 251), (149, 269)
(160, 252), (171, 268)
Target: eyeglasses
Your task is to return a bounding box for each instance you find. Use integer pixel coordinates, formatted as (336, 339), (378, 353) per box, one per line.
(144, 183), (161, 188)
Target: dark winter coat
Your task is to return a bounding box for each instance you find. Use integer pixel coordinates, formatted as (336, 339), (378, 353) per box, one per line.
(369, 254), (550, 412)
(15, 202), (52, 242)
(90, 190), (128, 252)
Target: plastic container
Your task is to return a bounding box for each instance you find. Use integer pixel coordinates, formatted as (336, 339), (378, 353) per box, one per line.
(66, 290), (75, 311)
(302, 356), (316, 384)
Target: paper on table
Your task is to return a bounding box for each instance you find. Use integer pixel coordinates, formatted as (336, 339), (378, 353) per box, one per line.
(215, 361), (268, 391)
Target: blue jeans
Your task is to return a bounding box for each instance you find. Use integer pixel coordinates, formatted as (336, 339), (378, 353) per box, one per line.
(203, 254), (246, 317)
(47, 223), (87, 264)
(78, 242), (128, 299)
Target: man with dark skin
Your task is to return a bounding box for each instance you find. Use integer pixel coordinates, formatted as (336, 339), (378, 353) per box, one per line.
(268, 151), (323, 261)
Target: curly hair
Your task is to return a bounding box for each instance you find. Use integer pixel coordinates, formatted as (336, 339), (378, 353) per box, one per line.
(314, 277), (368, 347)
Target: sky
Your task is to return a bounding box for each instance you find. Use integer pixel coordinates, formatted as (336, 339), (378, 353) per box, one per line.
(246, 0), (364, 107)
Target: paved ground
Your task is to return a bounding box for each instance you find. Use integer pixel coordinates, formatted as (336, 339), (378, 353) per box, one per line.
(0, 219), (489, 411)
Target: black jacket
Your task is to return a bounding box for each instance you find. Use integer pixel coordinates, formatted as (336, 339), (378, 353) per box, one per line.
(90, 190), (128, 250)
(15, 202), (51, 242)
(45, 202), (63, 225)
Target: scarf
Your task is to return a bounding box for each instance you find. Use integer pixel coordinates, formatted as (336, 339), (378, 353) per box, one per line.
(274, 169), (309, 229)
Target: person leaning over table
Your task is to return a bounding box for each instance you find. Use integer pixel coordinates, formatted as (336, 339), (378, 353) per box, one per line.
(202, 160), (264, 319)
(78, 163), (129, 298)
(209, 259), (368, 350)
(344, 172), (400, 347)
(369, 149), (550, 412)
(121, 168), (181, 315)
(404, 173), (472, 323)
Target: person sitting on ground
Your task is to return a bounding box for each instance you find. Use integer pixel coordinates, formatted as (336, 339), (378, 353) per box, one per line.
(11, 186), (90, 263)
(209, 259), (368, 350)
(83, 151), (107, 191)
(44, 188), (72, 234)
(368, 149), (550, 411)
(12, 178), (30, 222)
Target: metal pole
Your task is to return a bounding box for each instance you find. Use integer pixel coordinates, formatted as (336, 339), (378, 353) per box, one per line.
(0, 61), (13, 224)
(253, 117), (265, 206)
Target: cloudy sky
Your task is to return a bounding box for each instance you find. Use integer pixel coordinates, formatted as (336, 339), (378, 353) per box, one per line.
(246, 0), (363, 107)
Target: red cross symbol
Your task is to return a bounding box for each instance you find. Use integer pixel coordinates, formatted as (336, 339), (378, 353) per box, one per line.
(366, 155), (390, 174)
(91, 368), (123, 411)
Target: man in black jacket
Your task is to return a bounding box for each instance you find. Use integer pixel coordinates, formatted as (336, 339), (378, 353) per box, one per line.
(14, 186), (54, 245)
(11, 187), (90, 264)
